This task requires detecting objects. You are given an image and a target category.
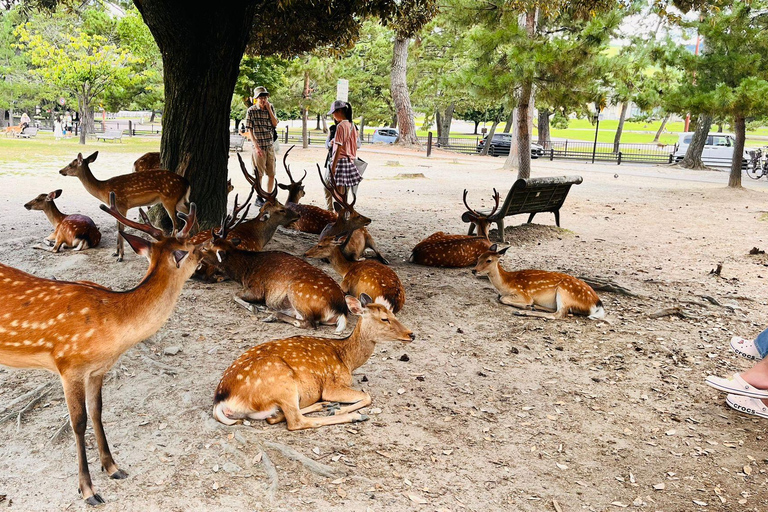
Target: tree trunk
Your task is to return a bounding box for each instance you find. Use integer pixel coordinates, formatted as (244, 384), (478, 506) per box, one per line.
(729, 116), (745, 188)
(679, 114), (712, 170)
(8, 107), (14, 128)
(717, 122), (723, 133)
(358, 116), (365, 143)
(390, 37), (419, 146)
(652, 113), (669, 143)
(479, 119), (499, 156)
(149, 110), (156, 123)
(473, 120), (479, 135)
(503, 109), (514, 133)
(77, 93), (91, 145)
(537, 109), (550, 149)
(321, 114), (328, 134)
(390, 113), (397, 129)
(134, 0), (256, 230)
(613, 101), (629, 153)
(436, 103), (454, 146)
(301, 70), (310, 149)
(315, 113), (321, 131)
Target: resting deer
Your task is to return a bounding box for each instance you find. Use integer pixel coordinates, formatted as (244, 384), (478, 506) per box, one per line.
(0, 192), (199, 506)
(305, 234), (405, 313)
(132, 151), (161, 172)
(473, 244), (605, 319)
(24, 189), (101, 252)
(277, 145), (337, 234)
(199, 209), (348, 332)
(213, 293), (414, 430)
(410, 189), (500, 268)
(59, 151), (190, 261)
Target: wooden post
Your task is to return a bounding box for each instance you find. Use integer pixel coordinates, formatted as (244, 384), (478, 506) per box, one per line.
(427, 131), (433, 157)
(617, 151), (622, 165)
(284, 126), (288, 144)
(128, 120), (133, 137)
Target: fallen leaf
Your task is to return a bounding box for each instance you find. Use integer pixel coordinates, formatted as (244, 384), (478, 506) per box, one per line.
(692, 500), (707, 506)
(336, 486), (347, 499)
(743, 465), (752, 475)
(407, 493), (428, 504)
(556, 463), (568, 470)
(653, 483), (665, 491)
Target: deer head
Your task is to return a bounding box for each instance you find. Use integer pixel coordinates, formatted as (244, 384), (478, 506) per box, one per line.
(304, 233), (345, 259)
(275, 145), (307, 204)
(463, 189), (500, 240)
(472, 244), (509, 276)
(59, 151), (98, 176)
(24, 189), (62, 210)
(348, 293), (415, 343)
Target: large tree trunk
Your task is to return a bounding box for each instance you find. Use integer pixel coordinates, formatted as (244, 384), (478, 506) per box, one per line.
(653, 113), (669, 143)
(390, 37), (419, 146)
(502, 109), (514, 133)
(537, 109), (551, 149)
(321, 114), (328, 134)
(473, 120), (479, 134)
(436, 103), (454, 146)
(77, 92), (92, 145)
(134, 0), (255, 230)
(315, 113), (321, 131)
(679, 114), (712, 170)
(390, 113), (397, 129)
(479, 119), (499, 156)
(613, 101), (629, 153)
(729, 116), (745, 188)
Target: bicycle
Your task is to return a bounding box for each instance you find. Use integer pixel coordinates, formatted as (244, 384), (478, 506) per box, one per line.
(746, 148), (768, 180)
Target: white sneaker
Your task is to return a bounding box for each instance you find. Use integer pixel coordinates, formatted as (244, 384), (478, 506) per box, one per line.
(729, 336), (762, 361)
(726, 394), (768, 419)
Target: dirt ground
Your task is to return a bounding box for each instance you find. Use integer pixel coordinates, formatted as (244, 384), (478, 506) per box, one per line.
(1, 142), (768, 512)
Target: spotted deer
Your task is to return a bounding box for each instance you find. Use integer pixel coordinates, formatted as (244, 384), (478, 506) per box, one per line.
(24, 189), (101, 252)
(473, 244), (605, 319)
(132, 151), (161, 172)
(198, 209), (348, 332)
(59, 151), (190, 261)
(212, 293), (414, 430)
(0, 192), (200, 506)
(410, 189), (500, 268)
(305, 235), (405, 313)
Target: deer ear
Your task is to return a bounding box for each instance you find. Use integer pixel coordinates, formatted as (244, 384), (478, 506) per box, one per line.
(498, 246), (509, 255)
(120, 232), (151, 260)
(359, 293), (373, 307)
(85, 151), (98, 163)
(48, 189), (62, 200)
(77, 153), (84, 164)
(277, 183), (289, 190)
(172, 250), (188, 268)
(345, 295), (365, 316)
(489, 244), (498, 252)
(258, 211), (271, 222)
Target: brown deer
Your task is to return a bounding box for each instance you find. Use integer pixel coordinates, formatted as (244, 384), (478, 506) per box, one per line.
(199, 211), (348, 332)
(473, 244), (605, 319)
(305, 235), (405, 313)
(132, 151), (161, 172)
(410, 189), (500, 268)
(0, 192), (200, 506)
(59, 151), (190, 261)
(212, 293), (414, 430)
(24, 189), (101, 252)
(277, 145), (338, 234)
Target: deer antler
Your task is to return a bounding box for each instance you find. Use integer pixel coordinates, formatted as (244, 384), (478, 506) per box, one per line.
(489, 188), (500, 217)
(212, 192), (252, 240)
(176, 203), (197, 239)
(462, 189), (481, 218)
(317, 163), (351, 212)
(283, 145), (297, 183)
(100, 191), (165, 240)
(237, 153), (278, 202)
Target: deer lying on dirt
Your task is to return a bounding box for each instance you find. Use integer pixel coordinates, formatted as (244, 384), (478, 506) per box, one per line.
(305, 235), (405, 313)
(199, 209), (348, 332)
(24, 189), (101, 252)
(213, 293), (414, 430)
(410, 189), (500, 268)
(473, 244), (605, 319)
(0, 192), (200, 506)
(59, 151), (191, 261)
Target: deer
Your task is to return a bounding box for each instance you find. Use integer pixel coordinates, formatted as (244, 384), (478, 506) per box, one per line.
(59, 151), (191, 261)
(198, 207), (348, 332)
(212, 293), (414, 430)
(305, 234), (405, 313)
(410, 189), (500, 268)
(0, 192), (200, 506)
(24, 189), (102, 252)
(277, 145), (337, 234)
(473, 244), (605, 320)
(132, 151), (161, 172)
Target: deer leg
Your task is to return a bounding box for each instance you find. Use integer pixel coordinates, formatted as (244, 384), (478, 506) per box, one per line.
(74, 239), (88, 251)
(45, 233), (56, 245)
(265, 402), (339, 425)
(51, 239), (64, 253)
(321, 387), (372, 415)
(114, 220), (124, 261)
(282, 395), (368, 431)
(85, 373), (127, 480)
(499, 294), (534, 309)
(365, 233), (390, 265)
(263, 311), (312, 329)
(161, 201), (180, 235)
(61, 375), (105, 506)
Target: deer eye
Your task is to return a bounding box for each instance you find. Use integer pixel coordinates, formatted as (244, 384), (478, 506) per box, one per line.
(381, 318), (390, 323)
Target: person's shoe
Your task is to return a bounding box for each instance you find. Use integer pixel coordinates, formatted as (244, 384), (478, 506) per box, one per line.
(729, 336), (762, 361)
(705, 374), (768, 399)
(726, 394), (768, 419)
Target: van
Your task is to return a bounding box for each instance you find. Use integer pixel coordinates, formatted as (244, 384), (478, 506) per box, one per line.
(672, 132), (748, 169)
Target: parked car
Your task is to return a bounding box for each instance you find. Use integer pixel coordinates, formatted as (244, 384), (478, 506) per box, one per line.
(476, 133), (545, 158)
(671, 132), (749, 169)
(372, 127), (399, 144)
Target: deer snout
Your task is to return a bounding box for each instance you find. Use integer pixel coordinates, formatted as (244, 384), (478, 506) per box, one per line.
(408, 332), (416, 341)
(24, 202), (33, 210)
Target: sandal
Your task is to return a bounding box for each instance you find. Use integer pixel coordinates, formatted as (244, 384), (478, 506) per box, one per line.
(730, 336), (762, 361)
(726, 394), (768, 419)
(705, 374), (768, 399)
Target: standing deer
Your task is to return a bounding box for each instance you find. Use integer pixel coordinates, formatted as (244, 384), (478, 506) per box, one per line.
(305, 235), (405, 313)
(24, 189), (101, 252)
(0, 192), (199, 505)
(213, 293), (414, 430)
(199, 209), (348, 332)
(473, 244), (605, 319)
(410, 189), (500, 268)
(59, 151), (190, 261)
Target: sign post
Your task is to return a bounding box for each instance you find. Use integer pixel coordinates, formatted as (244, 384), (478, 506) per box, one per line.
(336, 79), (349, 102)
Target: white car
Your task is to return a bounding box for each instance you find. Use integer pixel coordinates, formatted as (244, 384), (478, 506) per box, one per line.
(672, 132), (749, 169)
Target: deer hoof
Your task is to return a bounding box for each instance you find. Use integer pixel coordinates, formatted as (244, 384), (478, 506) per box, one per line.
(352, 414), (369, 423)
(262, 315), (278, 323)
(378, 257), (390, 265)
(109, 469), (128, 480)
(323, 402), (341, 415)
(82, 492), (106, 506)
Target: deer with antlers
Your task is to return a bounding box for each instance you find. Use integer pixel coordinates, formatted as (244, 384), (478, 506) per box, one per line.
(0, 193), (199, 506)
(59, 151), (191, 261)
(410, 189), (500, 268)
(305, 234), (405, 313)
(213, 293), (414, 430)
(277, 145), (337, 234)
(198, 205), (348, 332)
(24, 189), (102, 252)
(473, 244), (605, 320)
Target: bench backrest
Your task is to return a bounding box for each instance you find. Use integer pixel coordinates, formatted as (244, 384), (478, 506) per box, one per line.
(104, 130), (123, 137)
(499, 175), (582, 218)
(21, 127), (38, 135)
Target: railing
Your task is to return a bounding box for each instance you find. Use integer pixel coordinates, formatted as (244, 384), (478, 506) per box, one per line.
(547, 140), (677, 164)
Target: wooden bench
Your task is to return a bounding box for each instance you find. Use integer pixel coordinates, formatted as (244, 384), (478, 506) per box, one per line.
(229, 134), (246, 152)
(462, 175), (583, 241)
(16, 127), (39, 138)
(96, 130), (123, 142)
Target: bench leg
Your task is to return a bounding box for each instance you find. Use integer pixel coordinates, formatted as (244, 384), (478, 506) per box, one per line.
(527, 213), (536, 224)
(495, 219), (505, 242)
(554, 210), (560, 227)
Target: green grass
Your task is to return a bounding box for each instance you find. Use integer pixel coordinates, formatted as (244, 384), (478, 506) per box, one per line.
(0, 133), (160, 166)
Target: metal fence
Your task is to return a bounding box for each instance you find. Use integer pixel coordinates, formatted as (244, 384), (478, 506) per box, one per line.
(546, 140), (677, 164)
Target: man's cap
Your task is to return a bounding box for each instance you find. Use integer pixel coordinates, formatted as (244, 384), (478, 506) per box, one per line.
(253, 86), (269, 97)
(327, 100), (347, 115)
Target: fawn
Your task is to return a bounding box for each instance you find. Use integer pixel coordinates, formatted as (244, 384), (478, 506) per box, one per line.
(410, 189), (500, 268)
(24, 189), (101, 252)
(473, 244), (605, 319)
(59, 151), (191, 261)
(305, 235), (405, 313)
(213, 293), (414, 430)
(0, 192), (200, 505)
